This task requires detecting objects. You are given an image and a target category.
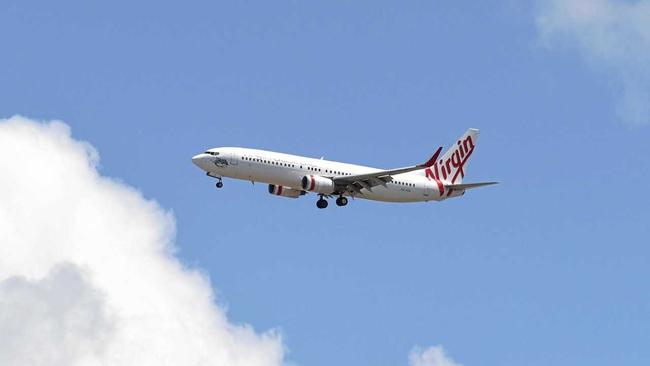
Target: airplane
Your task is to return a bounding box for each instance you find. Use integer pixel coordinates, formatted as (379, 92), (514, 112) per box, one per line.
(191, 128), (497, 208)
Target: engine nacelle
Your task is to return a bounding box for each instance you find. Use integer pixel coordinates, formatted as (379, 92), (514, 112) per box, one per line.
(301, 175), (336, 194)
(268, 184), (304, 198)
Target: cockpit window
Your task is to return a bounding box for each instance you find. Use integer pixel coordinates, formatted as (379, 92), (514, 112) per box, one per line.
(204, 151), (220, 156)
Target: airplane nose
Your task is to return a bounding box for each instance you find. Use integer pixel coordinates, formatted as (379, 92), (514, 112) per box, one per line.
(192, 153), (205, 168)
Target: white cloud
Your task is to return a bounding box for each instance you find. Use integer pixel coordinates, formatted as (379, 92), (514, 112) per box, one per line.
(0, 116), (285, 366)
(409, 345), (462, 366)
(536, 0), (650, 125)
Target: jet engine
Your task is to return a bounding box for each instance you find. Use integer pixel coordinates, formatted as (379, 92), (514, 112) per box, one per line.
(301, 175), (336, 194)
(268, 184), (304, 198)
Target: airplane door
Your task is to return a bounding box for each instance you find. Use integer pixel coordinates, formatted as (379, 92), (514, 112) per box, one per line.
(423, 181), (431, 198)
(226, 152), (242, 179)
(228, 152), (239, 166)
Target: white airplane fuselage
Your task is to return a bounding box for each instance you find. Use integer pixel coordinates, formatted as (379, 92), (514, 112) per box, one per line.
(193, 147), (453, 203)
(192, 129), (495, 208)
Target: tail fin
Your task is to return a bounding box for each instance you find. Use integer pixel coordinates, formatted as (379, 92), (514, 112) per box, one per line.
(430, 128), (479, 184)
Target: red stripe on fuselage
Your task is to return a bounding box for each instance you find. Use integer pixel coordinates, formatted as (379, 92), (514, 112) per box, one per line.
(425, 168), (445, 196)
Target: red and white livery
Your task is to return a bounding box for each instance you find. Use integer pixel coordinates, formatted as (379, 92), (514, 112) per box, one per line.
(192, 129), (497, 208)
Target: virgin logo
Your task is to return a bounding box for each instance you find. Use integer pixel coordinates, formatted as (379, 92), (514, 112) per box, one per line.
(425, 136), (475, 195)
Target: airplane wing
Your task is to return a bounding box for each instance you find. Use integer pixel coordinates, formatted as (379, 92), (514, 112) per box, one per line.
(444, 182), (499, 190)
(332, 147), (443, 194)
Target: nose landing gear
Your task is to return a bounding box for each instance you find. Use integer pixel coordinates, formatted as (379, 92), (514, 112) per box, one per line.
(207, 172), (224, 189)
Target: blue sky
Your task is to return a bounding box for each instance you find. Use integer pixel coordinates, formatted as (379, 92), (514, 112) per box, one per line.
(1, 1), (648, 365)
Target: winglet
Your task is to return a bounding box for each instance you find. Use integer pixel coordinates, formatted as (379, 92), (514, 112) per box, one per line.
(423, 146), (443, 167)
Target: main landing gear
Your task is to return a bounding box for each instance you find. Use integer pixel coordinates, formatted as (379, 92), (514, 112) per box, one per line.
(316, 196), (328, 209)
(215, 178), (223, 188)
(316, 195), (348, 209)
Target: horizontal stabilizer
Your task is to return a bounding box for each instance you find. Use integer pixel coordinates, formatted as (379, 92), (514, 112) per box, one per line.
(444, 181), (498, 190)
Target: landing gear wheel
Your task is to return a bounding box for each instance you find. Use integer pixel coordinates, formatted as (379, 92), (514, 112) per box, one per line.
(215, 181), (223, 188)
(336, 197), (348, 206)
(316, 198), (328, 209)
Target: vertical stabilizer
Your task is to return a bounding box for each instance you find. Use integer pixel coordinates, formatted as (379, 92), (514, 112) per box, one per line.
(426, 129), (479, 184)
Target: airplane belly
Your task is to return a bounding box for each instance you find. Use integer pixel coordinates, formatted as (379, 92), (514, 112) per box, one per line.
(358, 185), (424, 203)
(273, 171), (302, 189)
(247, 166), (302, 189)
